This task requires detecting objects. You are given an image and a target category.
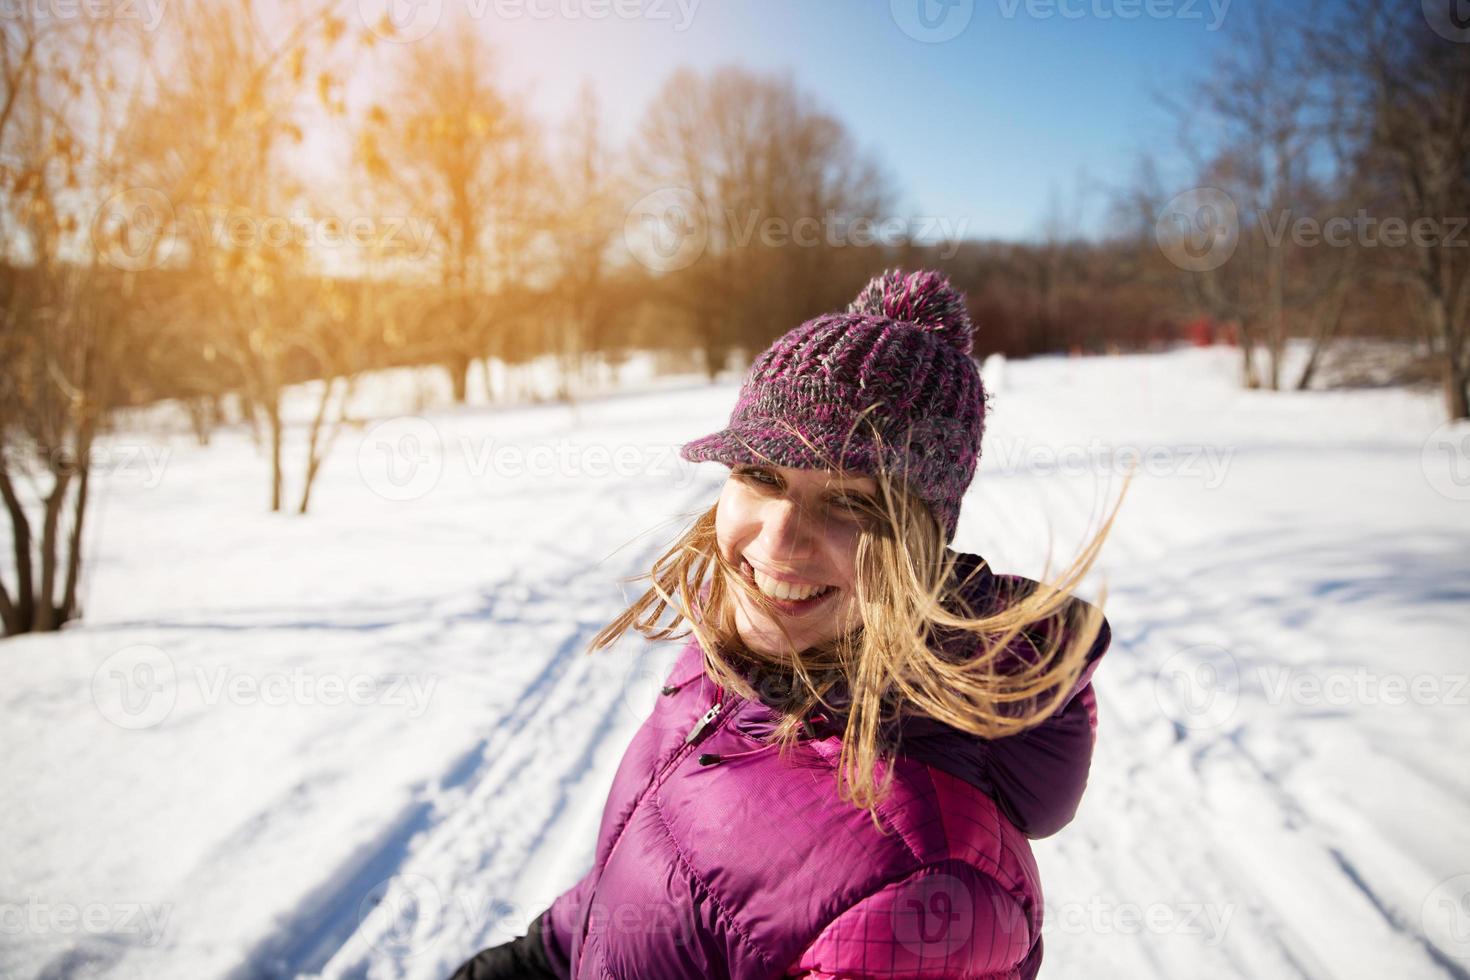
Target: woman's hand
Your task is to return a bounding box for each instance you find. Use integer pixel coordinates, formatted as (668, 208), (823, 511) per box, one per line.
(446, 910), (562, 980)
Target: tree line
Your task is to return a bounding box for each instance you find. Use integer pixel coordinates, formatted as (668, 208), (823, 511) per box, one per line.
(1, 0), (1461, 635)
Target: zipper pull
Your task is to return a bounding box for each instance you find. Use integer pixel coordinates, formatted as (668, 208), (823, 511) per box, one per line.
(684, 701), (723, 744)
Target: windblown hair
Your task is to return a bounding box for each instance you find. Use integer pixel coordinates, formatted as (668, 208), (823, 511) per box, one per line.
(588, 418), (1130, 829)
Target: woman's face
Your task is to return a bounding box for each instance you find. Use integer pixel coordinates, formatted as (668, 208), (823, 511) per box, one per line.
(715, 463), (878, 658)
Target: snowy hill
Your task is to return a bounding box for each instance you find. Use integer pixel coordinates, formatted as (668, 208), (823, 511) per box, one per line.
(1, 344), (1467, 979)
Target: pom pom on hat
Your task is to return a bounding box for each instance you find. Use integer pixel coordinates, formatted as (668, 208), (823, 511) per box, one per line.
(846, 268), (974, 356)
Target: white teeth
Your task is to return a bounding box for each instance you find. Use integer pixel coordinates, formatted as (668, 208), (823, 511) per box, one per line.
(745, 561), (831, 602)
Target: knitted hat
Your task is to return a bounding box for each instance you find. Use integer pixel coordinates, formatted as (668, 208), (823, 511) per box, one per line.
(680, 268), (988, 542)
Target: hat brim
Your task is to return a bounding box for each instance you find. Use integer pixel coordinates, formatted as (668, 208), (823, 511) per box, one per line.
(680, 420), (883, 476)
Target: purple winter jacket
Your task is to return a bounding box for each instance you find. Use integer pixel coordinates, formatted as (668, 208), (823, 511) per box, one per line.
(539, 550), (1111, 979)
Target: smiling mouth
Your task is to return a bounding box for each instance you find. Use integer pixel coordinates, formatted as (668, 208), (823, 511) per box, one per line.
(739, 557), (838, 612)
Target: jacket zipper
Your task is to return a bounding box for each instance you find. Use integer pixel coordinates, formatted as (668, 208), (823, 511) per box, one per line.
(573, 692), (738, 966)
(683, 701), (723, 744)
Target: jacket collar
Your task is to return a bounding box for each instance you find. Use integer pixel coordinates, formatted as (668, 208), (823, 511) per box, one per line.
(717, 549), (1111, 836)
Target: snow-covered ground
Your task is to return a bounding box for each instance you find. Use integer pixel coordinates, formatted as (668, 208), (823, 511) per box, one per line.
(1, 344), (1467, 979)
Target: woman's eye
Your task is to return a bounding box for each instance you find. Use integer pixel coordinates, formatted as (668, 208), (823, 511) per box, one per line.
(828, 495), (874, 518)
(738, 468), (778, 487)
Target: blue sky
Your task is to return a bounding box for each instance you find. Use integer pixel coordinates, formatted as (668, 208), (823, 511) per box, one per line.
(444, 0), (1254, 240)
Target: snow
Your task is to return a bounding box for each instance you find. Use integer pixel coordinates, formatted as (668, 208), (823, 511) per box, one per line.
(2, 344), (1467, 979)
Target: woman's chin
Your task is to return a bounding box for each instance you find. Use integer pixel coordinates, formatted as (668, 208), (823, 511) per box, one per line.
(735, 610), (813, 658)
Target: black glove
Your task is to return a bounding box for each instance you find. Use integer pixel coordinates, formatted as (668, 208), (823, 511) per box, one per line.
(447, 909), (565, 980)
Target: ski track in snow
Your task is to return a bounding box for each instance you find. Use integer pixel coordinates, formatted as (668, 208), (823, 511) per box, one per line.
(2, 346), (1468, 980)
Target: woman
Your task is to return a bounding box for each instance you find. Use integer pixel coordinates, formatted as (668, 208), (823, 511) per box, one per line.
(451, 268), (1122, 979)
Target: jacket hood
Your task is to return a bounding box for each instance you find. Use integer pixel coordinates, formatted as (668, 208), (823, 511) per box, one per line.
(726, 549), (1111, 839)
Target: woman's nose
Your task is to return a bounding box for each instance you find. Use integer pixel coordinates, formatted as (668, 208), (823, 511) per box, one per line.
(756, 497), (815, 562)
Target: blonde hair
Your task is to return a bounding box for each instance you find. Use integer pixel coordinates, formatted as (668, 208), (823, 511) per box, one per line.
(589, 418), (1131, 829)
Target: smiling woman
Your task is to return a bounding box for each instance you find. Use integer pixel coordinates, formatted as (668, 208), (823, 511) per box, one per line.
(717, 463), (874, 655)
(449, 268), (1126, 980)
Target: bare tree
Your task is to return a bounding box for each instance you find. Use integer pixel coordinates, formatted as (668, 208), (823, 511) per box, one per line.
(540, 81), (628, 401)
(358, 29), (542, 404)
(113, 0), (354, 512)
(631, 66), (895, 378)
(1309, 0), (1470, 419)
(0, 7), (154, 634)
(1159, 4), (1359, 390)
